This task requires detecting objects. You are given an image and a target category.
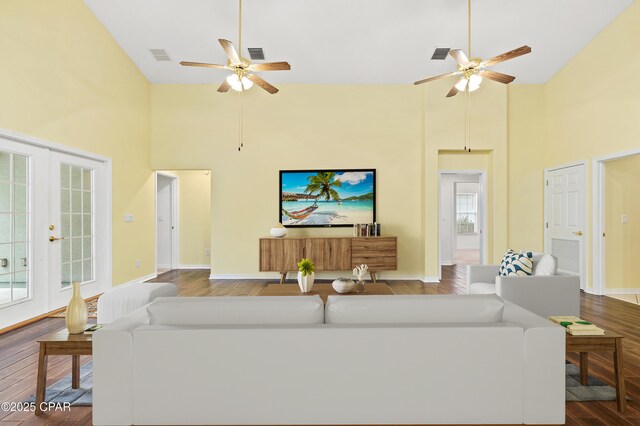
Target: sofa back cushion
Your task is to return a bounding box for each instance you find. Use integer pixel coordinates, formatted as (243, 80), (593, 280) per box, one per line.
(147, 296), (324, 325)
(325, 294), (504, 324)
(533, 254), (558, 276)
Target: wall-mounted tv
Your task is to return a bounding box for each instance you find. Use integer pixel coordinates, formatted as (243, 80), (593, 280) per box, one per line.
(280, 169), (376, 227)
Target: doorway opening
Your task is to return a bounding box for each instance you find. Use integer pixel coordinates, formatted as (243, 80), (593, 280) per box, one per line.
(439, 172), (485, 270)
(593, 150), (640, 301)
(155, 170), (211, 276)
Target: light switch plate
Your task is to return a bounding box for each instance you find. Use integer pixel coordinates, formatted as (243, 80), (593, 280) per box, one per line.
(621, 214), (629, 224)
(124, 214), (135, 223)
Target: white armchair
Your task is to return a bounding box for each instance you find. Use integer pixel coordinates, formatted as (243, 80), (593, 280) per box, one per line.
(467, 264), (580, 317)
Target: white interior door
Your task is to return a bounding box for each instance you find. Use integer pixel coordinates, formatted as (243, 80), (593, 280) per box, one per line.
(156, 173), (178, 272)
(0, 138), (48, 328)
(48, 151), (109, 309)
(545, 163), (587, 290)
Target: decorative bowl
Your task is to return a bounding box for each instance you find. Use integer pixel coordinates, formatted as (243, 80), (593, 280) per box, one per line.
(270, 227), (288, 238)
(332, 277), (355, 294)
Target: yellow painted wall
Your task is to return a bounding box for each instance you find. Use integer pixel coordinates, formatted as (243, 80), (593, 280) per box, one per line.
(507, 85), (545, 252)
(0, 0), (154, 285)
(151, 84), (426, 278)
(604, 155), (640, 289)
(151, 80), (510, 279)
(424, 79), (508, 278)
(539, 0), (640, 288)
(175, 170), (211, 267)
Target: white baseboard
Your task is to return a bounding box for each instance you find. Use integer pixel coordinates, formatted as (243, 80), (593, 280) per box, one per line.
(115, 272), (158, 287)
(605, 288), (640, 295)
(210, 273), (273, 280)
(179, 264), (210, 270)
(157, 264), (171, 269)
(210, 272), (437, 282)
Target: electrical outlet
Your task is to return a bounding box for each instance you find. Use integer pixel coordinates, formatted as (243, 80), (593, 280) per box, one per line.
(205, 248), (211, 257)
(621, 215), (629, 224)
(135, 259), (141, 268)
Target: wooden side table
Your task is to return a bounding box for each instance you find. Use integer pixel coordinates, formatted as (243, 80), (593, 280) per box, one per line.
(35, 329), (92, 416)
(566, 331), (626, 413)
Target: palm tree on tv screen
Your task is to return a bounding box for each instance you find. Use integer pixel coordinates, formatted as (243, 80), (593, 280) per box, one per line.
(305, 172), (342, 201)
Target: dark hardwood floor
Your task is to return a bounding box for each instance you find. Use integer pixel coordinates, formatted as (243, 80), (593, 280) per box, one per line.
(0, 265), (639, 425)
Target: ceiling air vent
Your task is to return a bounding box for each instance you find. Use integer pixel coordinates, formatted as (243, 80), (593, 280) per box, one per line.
(150, 49), (171, 61)
(431, 47), (450, 60)
(248, 48), (265, 60)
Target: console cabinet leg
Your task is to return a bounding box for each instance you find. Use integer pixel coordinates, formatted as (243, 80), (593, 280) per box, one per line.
(280, 272), (286, 284)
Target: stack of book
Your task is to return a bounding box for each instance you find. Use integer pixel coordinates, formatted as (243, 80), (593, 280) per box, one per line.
(548, 316), (605, 336)
(353, 223), (380, 237)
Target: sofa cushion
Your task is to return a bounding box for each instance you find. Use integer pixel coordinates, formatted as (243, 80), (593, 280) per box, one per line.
(325, 294), (504, 324)
(499, 250), (533, 276)
(147, 296), (324, 325)
(533, 254), (558, 276)
(469, 282), (496, 294)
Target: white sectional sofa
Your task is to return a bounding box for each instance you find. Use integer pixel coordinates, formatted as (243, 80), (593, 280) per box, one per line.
(467, 261), (581, 318)
(93, 294), (565, 425)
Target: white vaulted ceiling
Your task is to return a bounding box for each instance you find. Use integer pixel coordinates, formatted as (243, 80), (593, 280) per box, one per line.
(84, 0), (633, 85)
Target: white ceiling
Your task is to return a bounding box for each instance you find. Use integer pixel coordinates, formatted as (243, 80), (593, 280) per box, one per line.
(84, 0), (633, 85)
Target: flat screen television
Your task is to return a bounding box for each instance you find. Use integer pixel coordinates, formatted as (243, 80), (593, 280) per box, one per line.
(279, 169), (376, 227)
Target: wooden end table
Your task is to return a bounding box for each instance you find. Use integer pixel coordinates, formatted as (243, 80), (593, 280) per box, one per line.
(35, 329), (92, 415)
(259, 282), (394, 302)
(566, 331), (626, 413)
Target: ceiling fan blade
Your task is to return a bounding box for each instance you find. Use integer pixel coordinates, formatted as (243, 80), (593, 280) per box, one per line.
(414, 71), (461, 85)
(218, 39), (241, 64)
(217, 80), (231, 93)
(482, 45), (531, 67)
(449, 49), (470, 67)
(250, 61), (291, 71)
(180, 61), (227, 69)
(479, 70), (516, 84)
(446, 82), (460, 98)
(246, 73), (279, 94)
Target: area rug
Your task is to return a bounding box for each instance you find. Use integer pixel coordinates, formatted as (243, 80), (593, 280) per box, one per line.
(566, 362), (622, 401)
(25, 361), (92, 406)
(50, 298), (98, 318)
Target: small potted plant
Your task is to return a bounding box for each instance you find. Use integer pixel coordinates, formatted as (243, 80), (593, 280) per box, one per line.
(297, 258), (315, 293)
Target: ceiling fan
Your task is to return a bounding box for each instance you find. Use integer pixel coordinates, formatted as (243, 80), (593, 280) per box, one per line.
(413, 0), (531, 97)
(179, 0), (291, 94)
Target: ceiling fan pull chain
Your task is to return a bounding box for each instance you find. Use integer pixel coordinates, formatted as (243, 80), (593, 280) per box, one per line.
(239, 84), (244, 151)
(467, 86), (471, 152)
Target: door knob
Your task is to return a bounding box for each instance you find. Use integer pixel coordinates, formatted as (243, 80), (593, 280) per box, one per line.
(573, 231), (583, 236)
(49, 236), (65, 242)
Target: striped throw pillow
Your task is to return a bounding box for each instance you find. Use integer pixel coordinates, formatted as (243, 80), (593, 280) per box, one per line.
(499, 250), (533, 276)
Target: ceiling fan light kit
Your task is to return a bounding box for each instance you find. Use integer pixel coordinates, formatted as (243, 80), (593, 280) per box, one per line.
(226, 73), (253, 91)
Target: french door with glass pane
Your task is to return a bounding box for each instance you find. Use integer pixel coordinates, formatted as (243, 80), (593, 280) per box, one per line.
(48, 152), (107, 309)
(0, 133), (110, 329)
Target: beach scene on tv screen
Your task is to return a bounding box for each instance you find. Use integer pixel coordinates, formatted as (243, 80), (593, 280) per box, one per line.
(281, 170), (375, 226)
